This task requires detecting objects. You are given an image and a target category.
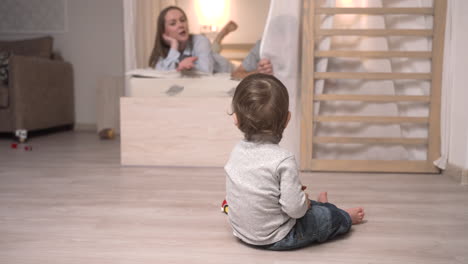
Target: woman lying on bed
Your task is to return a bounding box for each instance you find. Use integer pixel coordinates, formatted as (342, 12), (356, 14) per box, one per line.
(148, 6), (232, 74)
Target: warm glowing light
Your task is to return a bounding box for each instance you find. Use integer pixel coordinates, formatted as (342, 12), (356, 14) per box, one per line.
(339, 0), (354, 7)
(337, 0), (368, 7)
(195, 0), (230, 29)
(336, 0), (368, 24)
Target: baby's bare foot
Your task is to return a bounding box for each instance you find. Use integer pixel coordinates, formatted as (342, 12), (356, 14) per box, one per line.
(317, 192), (328, 203)
(345, 207), (365, 224)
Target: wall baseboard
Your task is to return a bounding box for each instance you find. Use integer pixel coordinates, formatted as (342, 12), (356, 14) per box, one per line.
(74, 123), (97, 132)
(73, 123), (121, 135)
(443, 163), (468, 186)
(462, 170), (468, 186)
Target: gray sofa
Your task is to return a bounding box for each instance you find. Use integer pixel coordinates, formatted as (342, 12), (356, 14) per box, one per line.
(0, 36), (74, 136)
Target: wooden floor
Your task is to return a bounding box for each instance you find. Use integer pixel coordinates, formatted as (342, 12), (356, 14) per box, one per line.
(1, 131), (467, 264)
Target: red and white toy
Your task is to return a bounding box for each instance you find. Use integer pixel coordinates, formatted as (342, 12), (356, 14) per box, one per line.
(10, 143), (32, 151)
(221, 199), (229, 214)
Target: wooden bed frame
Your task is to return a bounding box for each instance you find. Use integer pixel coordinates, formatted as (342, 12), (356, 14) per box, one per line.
(120, 76), (242, 167)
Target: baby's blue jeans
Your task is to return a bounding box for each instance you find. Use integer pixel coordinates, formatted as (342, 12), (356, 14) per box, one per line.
(263, 200), (352, 250)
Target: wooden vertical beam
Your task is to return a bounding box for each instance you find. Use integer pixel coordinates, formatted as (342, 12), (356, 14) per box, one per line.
(427, 0), (447, 168)
(300, 0), (315, 170)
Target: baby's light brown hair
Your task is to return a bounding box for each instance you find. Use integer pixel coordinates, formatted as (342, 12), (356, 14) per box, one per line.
(231, 73), (289, 144)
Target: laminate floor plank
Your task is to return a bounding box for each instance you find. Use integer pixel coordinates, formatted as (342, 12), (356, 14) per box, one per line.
(0, 132), (467, 263)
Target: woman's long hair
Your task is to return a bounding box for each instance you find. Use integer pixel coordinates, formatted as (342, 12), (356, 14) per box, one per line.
(148, 6), (189, 68)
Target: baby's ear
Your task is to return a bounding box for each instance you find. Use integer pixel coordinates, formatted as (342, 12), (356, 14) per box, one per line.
(233, 113), (239, 127)
(285, 111), (291, 127)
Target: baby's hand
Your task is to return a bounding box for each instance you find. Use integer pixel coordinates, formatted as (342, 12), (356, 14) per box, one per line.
(257, 59), (273, 75)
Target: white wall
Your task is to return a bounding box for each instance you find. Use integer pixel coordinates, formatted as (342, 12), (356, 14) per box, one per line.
(56, 0), (124, 126)
(0, 0), (125, 127)
(448, 0), (468, 169)
(177, 0), (270, 44)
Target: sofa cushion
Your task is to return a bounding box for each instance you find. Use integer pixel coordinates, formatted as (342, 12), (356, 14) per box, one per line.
(0, 36), (53, 59)
(0, 84), (8, 108)
(0, 51), (11, 85)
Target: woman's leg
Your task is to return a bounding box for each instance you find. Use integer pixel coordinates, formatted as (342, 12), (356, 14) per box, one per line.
(212, 21), (238, 53)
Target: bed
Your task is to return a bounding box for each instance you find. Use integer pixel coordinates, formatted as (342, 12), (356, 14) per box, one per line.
(120, 71), (242, 167)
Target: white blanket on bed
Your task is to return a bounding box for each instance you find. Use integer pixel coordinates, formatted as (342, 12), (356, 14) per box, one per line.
(126, 68), (211, 79)
(127, 70), (239, 98)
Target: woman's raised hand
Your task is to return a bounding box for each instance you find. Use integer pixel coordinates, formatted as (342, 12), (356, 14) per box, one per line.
(162, 34), (179, 50)
(177, 56), (198, 71)
(257, 59), (273, 75)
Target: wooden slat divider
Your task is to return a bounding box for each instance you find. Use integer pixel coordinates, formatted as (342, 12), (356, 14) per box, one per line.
(315, 7), (434, 15)
(310, 160), (440, 173)
(316, 29), (433, 36)
(300, 0), (445, 173)
(314, 94), (430, 102)
(315, 72), (431, 80)
(315, 50), (432, 58)
(314, 136), (427, 145)
(314, 116), (429, 124)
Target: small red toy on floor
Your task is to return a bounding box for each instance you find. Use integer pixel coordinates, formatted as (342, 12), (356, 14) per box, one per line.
(11, 129), (32, 151)
(10, 143), (32, 151)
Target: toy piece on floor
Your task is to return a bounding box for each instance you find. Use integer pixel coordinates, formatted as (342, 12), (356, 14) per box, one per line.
(15, 129), (28, 143)
(10, 142), (32, 151)
(98, 128), (114, 140)
(221, 199), (229, 214)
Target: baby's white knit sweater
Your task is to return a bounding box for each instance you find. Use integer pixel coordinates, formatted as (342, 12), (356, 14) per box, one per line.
(225, 140), (308, 245)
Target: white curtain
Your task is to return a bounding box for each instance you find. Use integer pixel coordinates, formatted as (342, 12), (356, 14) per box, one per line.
(124, 0), (177, 71)
(123, 0), (137, 73)
(123, 0), (176, 95)
(260, 0), (302, 160)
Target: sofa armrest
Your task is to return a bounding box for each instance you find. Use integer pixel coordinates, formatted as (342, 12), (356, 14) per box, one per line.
(9, 55), (74, 130)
